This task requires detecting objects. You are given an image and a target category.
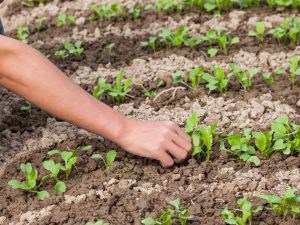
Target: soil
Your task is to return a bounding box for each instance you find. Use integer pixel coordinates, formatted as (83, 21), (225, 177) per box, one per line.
(1, 1), (300, 225)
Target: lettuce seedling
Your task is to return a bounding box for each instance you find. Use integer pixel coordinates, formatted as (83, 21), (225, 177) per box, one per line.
(140, 37), (158, 51)
(56, 13), (76, 27)
(172, 27), (191, 47)
(222, 197), (262, 225)
(262, 72), (275, 85)
(86, 220), (109, 225)
(155, 0), (183, 14)
(259, 188), (300, 220)
(55, 50), (69, 59)
(248, 21), (266, 42)
(8, 163), (50, 200)
(142, 198), (192, 225)
(222, 128), (261, 166)
(139, 80), (164, 98)
(253, 131), (274, 158)
(17, 26), (30, 42)
(188, 67), (205, 89)
(90, 3), (124, 20)
(93, 78), (112, 100)
(91, 150), (117, 173)
(108, 69), (132, 102)
(204, 0), (232, 13)
(48, 145), (92, 178)
(21, 101), (32, 116)
(158, 29), (173, 48)
(42, 160), (66, 193)
(229, 64), (260, 89)
(64, 41), (84, 57)
(129, 4), (153, 20)
(232, 0), (260, 8)
(288, 55), (300, 85)
(186, 112), (217, 161)
(271, 115), (300, 155)
(201, 66), (229, 93)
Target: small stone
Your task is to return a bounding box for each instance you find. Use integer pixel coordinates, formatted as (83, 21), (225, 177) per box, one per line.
(171, 174), (181, 181)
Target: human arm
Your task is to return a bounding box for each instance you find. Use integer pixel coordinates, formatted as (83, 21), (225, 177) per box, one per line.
(0, 36), (192, 167)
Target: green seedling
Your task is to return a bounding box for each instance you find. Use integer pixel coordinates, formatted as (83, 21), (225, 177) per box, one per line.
(142, 198), (192, 225)
(90, 3), (124, 20)
(8, 163), (50, 200)
(248, 21), (266, 42)
(139, 80), (164, 98)
(259, 188), (300, 220)
(172, 27), (191, 47)
(288, 55), (300, 85)
(129, 4), (153, 20)
(108, 69), (132, 102)
(36, 16), (47, 31)
(17, 26), (30, 42)
(105, 43), (115, 53)
(222, 197), (262, 225)
(269, 18), (300, 44)
(21, 101), (32, 116)
(141, 37), (159, 51)
(158, 29), (173, 48)
(262, 72), (275, 85)
(23, 0), (47, 7)
(56, 13), (77, 27)
(86, 220), (109, 225)
(270, 115), (300, 155)
(93, 78), (112, 100)
(48, 145), (93, 178)
(155, 0), (183, 14)
(201, 66), (229, 93)
(183, 0), (204, 9)
(54, 50), (69, 59)
(64, 41), (84, 57)
(188, 67), (205, 89)
(221, 128), (261, 166)
(230, 64), (260, 89)
(253, 131), (274, 158)
(42, 159), (66, 193)
(186, 112), (217, 161)
(267, 0), (300, 10)
(232, 0), (260, 8)
(91, 150), (117, 173)
(172, 70), (193, 89)
(204, 0), (232, 13)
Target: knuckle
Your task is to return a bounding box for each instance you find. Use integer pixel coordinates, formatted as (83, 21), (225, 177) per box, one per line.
(179, 151), (187, 160)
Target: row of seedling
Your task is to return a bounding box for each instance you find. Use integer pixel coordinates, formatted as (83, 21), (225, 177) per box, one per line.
(223, 188), (300, 224)
(8, 146), (117, 200)
(186, 113), (300, 166)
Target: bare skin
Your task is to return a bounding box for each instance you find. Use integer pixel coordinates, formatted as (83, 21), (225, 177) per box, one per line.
(0, 36), (192, 167)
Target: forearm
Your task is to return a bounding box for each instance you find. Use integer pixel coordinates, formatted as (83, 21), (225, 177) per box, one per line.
(0, 36), (127, 143)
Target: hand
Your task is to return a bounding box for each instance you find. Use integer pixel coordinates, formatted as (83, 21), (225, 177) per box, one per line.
(117, 119), (192, 167)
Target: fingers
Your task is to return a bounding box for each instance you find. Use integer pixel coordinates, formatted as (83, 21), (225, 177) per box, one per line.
(165, 121), (191, 143)
(159, 151), (174, 168)
(166, 141), (188, 163)
(169, 132), (192, 154)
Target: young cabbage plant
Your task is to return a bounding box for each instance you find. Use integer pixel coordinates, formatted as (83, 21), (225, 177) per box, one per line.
(221, 128), (261, 166)
(155, 0), (183, 14)
(86, 220), (109, 225)
(253, 131), (274, 158)
(269, 18), (300, 44)
(288, 55), (300, 85)
(91, 150), (117, 173)
(259, 188), (300, 220)
(262, 72), (275, 85)
(204, 0), (232, 13)
(56, 13), (76, 27)
(201, 66), (229, 93)
(48, 145), (93, 178)
(90, 3), (124, 20)
(17, 26), (30, 42)
(142, 198), (192, 225)
(139, 80), (164, 98)
(21, 101), (32, 116)
(188, 67), (205, 89)
(186, 112), (217, 161)
(64, 41), (84, 57)
(108, 69), (132, 102)
(248, 21), (266, 42)
(140, 37), (159, 51)
(271, 115), (300, 155)
(222, 197), (262, 225)
(8, 163), (50, 200)
(42, 159), (66, 193)
(93, 78), (112, 100)
(229, 64), (260, 89)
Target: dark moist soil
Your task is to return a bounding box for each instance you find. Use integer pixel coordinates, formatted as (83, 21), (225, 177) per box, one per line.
(1, 138), (300, 225)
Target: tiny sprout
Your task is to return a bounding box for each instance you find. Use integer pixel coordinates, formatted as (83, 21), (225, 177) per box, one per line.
(20, 101), (32, 116)
(91, 150), (117, 173)
(105, 43), (115, 53)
